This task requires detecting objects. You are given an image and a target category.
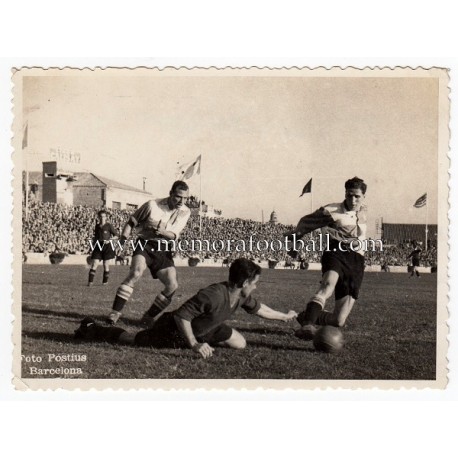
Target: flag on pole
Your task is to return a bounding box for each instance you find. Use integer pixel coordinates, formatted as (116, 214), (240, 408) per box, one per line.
(176, 155), (201, 180)
(299, 178), (312, 197)
(22, 123), (28, 149)
(413, 193), (427, 208)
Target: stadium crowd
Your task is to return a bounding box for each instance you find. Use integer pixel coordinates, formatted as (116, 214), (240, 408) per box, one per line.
(23, 201), (128, 255)
(22, 200), (437, 267)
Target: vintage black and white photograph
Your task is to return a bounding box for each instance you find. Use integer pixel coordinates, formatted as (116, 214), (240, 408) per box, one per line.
(12, 67), (449, 389)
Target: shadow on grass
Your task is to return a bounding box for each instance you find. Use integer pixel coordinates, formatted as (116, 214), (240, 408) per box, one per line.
(23, 304), (300, 338)
(23, 330), (82, 344)
(234, 325), (294, 337)
(23, 329), (188, 351)
(22, 303), (141, 327)
(246, 339), (315, 353)
(23, 328), (313, 354)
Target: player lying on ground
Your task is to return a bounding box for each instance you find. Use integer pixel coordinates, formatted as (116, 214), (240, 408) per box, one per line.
(285, 176), (368, 340)
(75, 258), (297, 358)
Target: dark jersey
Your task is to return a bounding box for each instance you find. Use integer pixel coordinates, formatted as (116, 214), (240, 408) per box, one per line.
(409, 248), (422, 264)
(174, 282), (261, 338)
(93, 223), (118, 242)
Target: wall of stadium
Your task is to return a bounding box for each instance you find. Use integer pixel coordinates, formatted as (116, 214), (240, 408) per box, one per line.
(382, 223), (438, 245)
(23, 252), (432, 273)
(70, 185), (152, 209)
(105, 188), (152, 210)
(72, 184), (105, 207)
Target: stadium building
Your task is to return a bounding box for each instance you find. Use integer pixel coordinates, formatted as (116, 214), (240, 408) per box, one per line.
(24, 161), (151, 210)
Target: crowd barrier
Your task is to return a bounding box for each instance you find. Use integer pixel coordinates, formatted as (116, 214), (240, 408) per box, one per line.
(23, 252), (433, 273)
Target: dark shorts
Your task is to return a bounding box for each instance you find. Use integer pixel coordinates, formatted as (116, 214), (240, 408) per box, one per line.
(91, 242), (116, 261)
(412, 259), (420, 267)
(133, 313), (233, 348)
(198, 323), (233, 345)
(321, 248), (365, 300)
(133, 239), (175, 279)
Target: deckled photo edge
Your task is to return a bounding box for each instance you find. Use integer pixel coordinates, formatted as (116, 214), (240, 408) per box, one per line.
(11, 66), (450, 391)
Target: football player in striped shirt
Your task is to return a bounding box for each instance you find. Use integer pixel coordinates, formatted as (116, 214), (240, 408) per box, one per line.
(107, 180), (191, 325)
(286, 177), (368, 340)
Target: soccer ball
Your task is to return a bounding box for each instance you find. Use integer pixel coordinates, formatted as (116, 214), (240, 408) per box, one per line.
(313, 326), (344, 354)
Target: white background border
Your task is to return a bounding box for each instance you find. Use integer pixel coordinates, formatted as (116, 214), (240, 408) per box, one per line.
(1, 0), (457, 456)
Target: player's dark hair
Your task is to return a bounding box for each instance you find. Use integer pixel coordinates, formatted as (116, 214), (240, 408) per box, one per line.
(171, 180), (189, 194)
(345, 176), (367, 194)
(97, 210), (107, 217)
(229, 258), (261, 288)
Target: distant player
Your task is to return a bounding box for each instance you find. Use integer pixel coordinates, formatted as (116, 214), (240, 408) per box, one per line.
(76, 258), (297, 358)
(408, 242), (422, 278)
(107, 181), (191, 325)
(88, 210), (118, 286)
(286, 177), (368, 340)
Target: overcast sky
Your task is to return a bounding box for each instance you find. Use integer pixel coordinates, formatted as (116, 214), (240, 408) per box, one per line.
(23, 72), (439, 236)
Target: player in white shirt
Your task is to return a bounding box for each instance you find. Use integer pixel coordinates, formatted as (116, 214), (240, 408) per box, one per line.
(285, 177), (368, 340)
(107, 181), (191, 325)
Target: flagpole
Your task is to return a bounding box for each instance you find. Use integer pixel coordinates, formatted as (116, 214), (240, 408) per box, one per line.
(199, 156), (202, 238)
(23, 123), (29, 222)
(425, 192), (429, 249)
(25, 152), (29, 222)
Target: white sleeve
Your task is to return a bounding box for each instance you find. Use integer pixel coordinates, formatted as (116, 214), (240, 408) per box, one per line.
(172, 211), (191, 239)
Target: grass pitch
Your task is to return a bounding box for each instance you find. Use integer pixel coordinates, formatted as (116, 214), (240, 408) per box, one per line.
(21, 265), (437, 380)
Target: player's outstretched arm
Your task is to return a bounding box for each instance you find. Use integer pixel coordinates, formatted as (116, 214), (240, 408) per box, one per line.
(290, 209), (334, 239)
(255, 303), (298, 322)
(284, 209), (333, 258)
(174, 315), (214, 359)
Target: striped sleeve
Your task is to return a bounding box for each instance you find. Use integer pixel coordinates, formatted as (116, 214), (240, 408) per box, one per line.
(171, 208), (191, 239)
(130, 201), (152, 226)
(295, 207), (334, 237)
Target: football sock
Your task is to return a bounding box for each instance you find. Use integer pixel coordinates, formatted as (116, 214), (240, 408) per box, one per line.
(146, 292), (173, 318)
(112, 284), (134, 312)
(103, 270), (110, 284)
(310, 293), (326, 307)
(88, 269), (96, 284)
(316, 311), (336, 326)
(297, 301), (323, 326)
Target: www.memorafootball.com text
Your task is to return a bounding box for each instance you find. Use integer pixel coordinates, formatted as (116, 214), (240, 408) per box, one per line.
(88, 233), (384, 254)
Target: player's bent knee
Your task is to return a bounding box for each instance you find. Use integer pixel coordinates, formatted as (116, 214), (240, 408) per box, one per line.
(230, 340), (246, 350)
(167, 279), (178, 293)
(235, 338), (247, 350)
(229, 333), (247, 350)
(321, 279), (337, 291)
(129, 267), (144, 282)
